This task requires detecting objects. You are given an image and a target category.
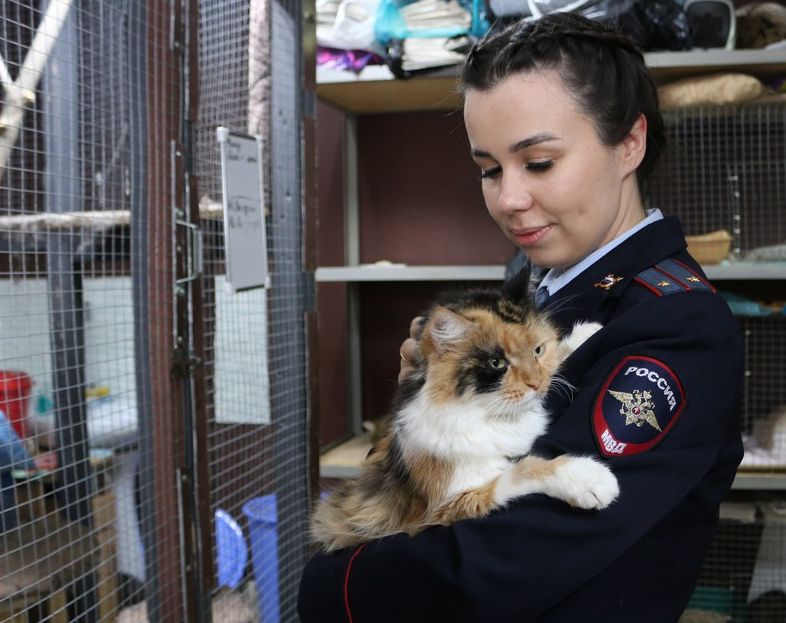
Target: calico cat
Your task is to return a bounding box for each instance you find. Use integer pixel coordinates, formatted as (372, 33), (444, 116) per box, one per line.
(311, 287), (619, 552)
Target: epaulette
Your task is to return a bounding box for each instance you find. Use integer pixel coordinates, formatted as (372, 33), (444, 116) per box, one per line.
(633, 258), (717, 297)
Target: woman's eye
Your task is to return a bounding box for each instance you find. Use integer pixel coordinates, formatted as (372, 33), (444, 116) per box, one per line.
(479, 166), (502, 180)
(526, 160), (553, 173)
(533, 344), (546, 357)
(489, 358), (508, 370)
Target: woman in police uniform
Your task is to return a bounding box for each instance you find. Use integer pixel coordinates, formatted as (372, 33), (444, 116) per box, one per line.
(299, 13), (744, 622)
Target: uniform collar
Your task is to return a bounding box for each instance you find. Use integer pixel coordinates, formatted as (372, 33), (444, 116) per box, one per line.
(540, 216), (688, 328)
(540, 209), (664, 297)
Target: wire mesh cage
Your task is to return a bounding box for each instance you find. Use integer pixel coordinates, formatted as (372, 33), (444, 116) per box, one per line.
(652, 102), (786, 262)
(194, 0), (311, 621)
(1, 1), (140, 620)
(652, 101), (786, 454)
(1, 0), (310, 621)
(650, 102), (786, 623)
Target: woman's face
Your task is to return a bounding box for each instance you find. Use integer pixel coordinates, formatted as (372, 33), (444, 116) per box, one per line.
(463, 70), (645, 270)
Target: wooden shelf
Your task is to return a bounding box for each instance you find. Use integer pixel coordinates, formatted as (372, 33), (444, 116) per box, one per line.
(316, 262), (786, 283)
(315, 264), (505, 282)
(319, 433), (373, 479)
(704, 263), (786, 280)
(320, 435), (786, 490)
(732, 471), (786, 491)
(317, 49), (786, 114)
(317, 66), (461, 113)
(645, 48), (786, 82)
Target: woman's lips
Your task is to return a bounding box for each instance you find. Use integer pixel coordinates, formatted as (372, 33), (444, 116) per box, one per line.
(512, 225), (552, 246)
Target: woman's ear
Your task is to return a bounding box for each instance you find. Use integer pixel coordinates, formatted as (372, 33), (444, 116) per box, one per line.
(620, 113), (647, 175)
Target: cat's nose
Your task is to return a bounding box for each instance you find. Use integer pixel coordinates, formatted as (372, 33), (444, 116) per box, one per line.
(527, 381), (540, 391)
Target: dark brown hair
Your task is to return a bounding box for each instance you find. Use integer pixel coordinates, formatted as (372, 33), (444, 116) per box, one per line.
(462, 13), (665, 193)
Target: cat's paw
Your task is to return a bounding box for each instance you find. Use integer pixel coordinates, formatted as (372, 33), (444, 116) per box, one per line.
(561, 322), (603, 353)
(553, 456), (619, 510)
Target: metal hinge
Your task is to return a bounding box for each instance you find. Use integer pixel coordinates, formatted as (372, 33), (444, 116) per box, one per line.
(169, 1), (183, 50)
(303, 270), (316, 312)
(175, 219), (203, 288)
(172, 348), (203, 379)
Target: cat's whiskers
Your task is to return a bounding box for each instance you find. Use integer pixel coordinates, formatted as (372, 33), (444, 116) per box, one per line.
(486, 394), (525, 424)
(483, 395), (508, 423)
(541, 291), (583, 318)
(548, 374), (577, 401)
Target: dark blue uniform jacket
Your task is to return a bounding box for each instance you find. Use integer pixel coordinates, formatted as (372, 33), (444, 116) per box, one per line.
(298, 216), (744, 622)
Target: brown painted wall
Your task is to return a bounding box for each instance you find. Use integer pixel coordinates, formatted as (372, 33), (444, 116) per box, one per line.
(315, 105), (517, 445)
(357, 111), (515, 265)
(316, 101), (350, 447)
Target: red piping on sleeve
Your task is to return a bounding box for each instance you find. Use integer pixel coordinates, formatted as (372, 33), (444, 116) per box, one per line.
(344, 544), (367, 623)
(671, 258), (718, 293)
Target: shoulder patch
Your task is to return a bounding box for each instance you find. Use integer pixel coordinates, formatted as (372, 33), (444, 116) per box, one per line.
(634, 259), (716, 297)
(593, 356), (686, 457)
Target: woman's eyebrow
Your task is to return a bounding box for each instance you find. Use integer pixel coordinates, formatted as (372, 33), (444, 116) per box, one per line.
(470, 132), (561, 159)
(510, 132), (560, 153)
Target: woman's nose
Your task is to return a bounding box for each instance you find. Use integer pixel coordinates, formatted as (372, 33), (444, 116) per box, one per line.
(497, 174), (534, 213)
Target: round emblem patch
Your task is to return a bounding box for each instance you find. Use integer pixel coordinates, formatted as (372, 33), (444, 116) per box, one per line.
(593, 355), (686, 457)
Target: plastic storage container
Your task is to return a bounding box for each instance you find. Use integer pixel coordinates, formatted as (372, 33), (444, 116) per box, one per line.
(0, 371), (33, 438)
(243, 494), (280, 623)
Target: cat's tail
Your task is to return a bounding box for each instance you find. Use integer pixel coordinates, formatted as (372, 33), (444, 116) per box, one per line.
(310, 480), (428, 552)
(310, 494), (369, 552)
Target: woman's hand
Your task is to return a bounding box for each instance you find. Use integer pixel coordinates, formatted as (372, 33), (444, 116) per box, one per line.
(398, 316), (423, 383)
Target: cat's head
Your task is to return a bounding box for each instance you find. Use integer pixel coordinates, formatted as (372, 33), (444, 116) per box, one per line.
(411, 289), (566, 416)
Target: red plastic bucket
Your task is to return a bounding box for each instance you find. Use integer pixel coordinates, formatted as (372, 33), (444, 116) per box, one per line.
(0, 371), (33, 438)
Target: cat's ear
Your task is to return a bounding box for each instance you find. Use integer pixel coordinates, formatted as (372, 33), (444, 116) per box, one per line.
(501, 255), (541, 308)
(423, 306), (473, 354)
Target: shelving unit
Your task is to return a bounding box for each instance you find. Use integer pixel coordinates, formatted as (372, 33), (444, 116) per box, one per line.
(317, 49), (786, 113)
(316, 262), (786, 282)
(320, 441), (786, 487)
(315, 47), (786, 493)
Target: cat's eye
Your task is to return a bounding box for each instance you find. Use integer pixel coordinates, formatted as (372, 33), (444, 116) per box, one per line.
(533, 343), (546, 358)
(489, 357), (508, 370)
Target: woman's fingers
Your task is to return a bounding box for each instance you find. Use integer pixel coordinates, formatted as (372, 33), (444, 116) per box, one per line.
(398, 338), (419, 383)
(398, 316), (425, 383)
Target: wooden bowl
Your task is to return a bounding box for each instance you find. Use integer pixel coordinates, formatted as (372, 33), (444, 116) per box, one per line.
(686, 230), (732, 265)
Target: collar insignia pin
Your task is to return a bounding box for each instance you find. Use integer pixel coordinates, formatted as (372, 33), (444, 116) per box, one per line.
(686, 276), (701, 283)
(657, 280), (671, 288)
(594, 274), (624, 290)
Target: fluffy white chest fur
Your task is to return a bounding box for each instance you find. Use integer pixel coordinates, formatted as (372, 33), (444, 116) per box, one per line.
(397, 391), (551, 502)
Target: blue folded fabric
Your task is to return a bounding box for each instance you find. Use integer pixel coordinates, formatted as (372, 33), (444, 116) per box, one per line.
(0, 409), (36, 472)
(719, 291), (776, 317)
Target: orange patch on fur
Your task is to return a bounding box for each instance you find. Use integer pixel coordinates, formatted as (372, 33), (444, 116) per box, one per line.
(310, 428), (457, 550)
(511, 454), (569, 481)
(422, 307), (563, 406)
(431, 480), (498, 524)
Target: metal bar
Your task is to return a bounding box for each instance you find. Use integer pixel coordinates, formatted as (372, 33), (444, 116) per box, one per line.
(127, 0), (165, 617)
(343, 115), (360, 267)
(302, 0), (321, 502)
(342, 111), (364, 436)
(269, 1), (310, 617)
(0, 0), (74, 182)
(43, 1), (98, 620)
(181, 0), (212, 616)
(142, 0), (187, 618)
